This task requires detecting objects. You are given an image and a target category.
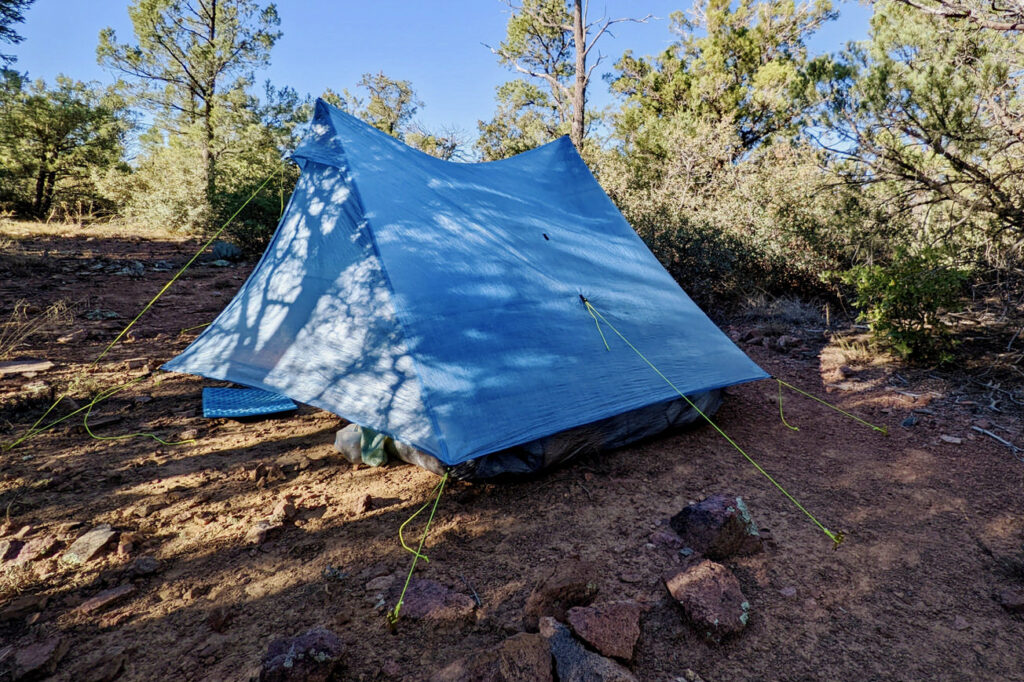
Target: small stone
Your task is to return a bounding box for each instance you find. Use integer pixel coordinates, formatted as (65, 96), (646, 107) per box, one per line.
(117, 533), (136, 556)
(940, 435), (963, 444)
(952, 615), (970, 631)
(649, 530), (683, 550)
(382, 659), (402, 678)
(669, 494), (763, 560)
(665, 560), (749, 642)
(207, 605), (232, 632)
(130, 555), (160, 576)
(365, 575), (395, 592)
(9, 636), (68, 679)
(133, 499), (169, 518)
(13, 536), (58, 565)
(246, 520), (283, 545)
(567, 601), (642, 661)
(902, 415), (918, 428)
(0, 359), (54, 376)
(431, 632), (553, 682)
(0, 538), (24, 562)
(259, 626), (344, 682)
(523, 559), (599, 631)
(271, 499), (297, 522)
(397, 579), (475, 624)
(79, 645), (126, 682)
(0, 594), (48, 621)
(997, 587), (1024, 614)
(539, 617), (638, 681)
(352, 494), (373, 515)
(779, 586), (797, 598)
(76, 584), (135, 615)
(683, 669), (706, 682)
(61, 524), (118, 565)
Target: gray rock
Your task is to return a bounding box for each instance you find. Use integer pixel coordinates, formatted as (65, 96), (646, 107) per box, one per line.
(61, 525), (118, 565)
(665, 560), (749, 642)
(211, 240), (243, 261)
(669, 494), (763, 560)
(259, 626), (344, 682)
(13, 536), (58, 565)
(76, 584), (135, 615)
(539, 617), (637, 682)
(130, 555), (160, 576)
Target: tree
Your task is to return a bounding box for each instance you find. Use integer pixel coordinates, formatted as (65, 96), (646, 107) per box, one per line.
(0, 0), (32, 66)
(0, 76), (130, 217)
(97, 0), (281, 226)
(822, 0), (1024, 249)
(894, 0), (1024, 30)
(609, 0), (838, 160)
(476, 79), (564, 160)
(485, 0), (649, 154)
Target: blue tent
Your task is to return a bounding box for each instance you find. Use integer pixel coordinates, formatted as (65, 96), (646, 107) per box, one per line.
(163, 99), (767, 467)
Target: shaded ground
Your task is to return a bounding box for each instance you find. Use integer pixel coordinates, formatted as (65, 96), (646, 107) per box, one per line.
(1, 221), (1023, 681)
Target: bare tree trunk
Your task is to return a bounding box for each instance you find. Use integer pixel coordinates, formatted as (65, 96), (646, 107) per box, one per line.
(201, 0), (218, 225)
(41, 171), (57, 217)
(32, 160), (46, 217)
(571, 0), (586, 152)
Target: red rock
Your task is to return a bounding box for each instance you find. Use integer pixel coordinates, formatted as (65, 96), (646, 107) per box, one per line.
(0, 594), (48, 622)
(523, 559), (599, 631)
(246, 520), (283, 545)
(431, 633), (552, 682)
(567, 601), (641, 661)
(669, 494), (762, 560)
(0, 538), (24, 562)
(13, 536), (58, 564)
(398, 579), (475, 623)
(539, 617), (637, 681)
(10, 636), (68, 679)
(665, 560), (749, 642)
(649, 530), (683, 549)
(77, 584), (135, 615)
(61, 524), (118, 565)
(207, 605), (232, 632)
(352, 494), (373, 515)
(998, 587), (1024, 614)
(271, 499), (297, 522)
(260, 626), (344, 682)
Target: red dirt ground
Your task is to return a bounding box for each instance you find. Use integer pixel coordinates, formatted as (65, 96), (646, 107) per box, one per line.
(1, 222), (1023, 681)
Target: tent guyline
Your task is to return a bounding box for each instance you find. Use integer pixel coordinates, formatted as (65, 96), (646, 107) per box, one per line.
(2, 165), (286, 452)
(583, 298), (852, 549)
(388, 471), (449, 629)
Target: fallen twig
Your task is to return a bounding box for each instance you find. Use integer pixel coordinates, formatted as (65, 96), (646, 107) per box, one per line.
(972, 426), (1023, 461)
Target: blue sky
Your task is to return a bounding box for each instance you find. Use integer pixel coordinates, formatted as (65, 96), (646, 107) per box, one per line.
(11, 1), (872, 137)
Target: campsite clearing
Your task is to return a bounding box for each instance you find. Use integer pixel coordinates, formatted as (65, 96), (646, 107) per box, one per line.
(2, 221), (1023, 680)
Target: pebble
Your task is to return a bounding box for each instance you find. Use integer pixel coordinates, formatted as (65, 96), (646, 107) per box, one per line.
(61, 525), (118, 565)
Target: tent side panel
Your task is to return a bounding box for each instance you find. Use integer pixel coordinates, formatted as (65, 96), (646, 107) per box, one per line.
(162, 161), (439, 455)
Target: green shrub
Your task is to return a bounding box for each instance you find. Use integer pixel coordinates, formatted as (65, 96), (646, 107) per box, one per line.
(837, 249), (967, 361)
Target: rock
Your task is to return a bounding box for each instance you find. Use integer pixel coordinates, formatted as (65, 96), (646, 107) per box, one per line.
(0, 538), (24, 562)
(352, 494), (373, 515)
(211, 240), (243, 261)
(648, 530), (683, 550)
(940, 435), (963, 444)
(8, 636), (68, 680)
(682, 669), (706, 682)
(0, 594), (48, 622)
(77, 584), (135, 615)
(207, 605), (232, 632)
(382, 660), (402, 678)
(669, 494), (762, 560)
(365, 575), (395, 592)
(13, 536), (58, 565)
(130, 555), (160, 577)
(665, 560), (749, 642)
(246, 520), (283, 546)
(133, 499), (169, 518)
(252, 463), (286, 486)
(539, 617), (638, 682)
(776, 335), (800, 350)
(117, 533), (136, 556)
(779, 586), (797, 598)
(80, 646), (126, 682)
(61, 524), (118, 565)
(271, 499), (297, 522)
(952, 615), (970, 631)
(259, 626), (344, 682)
(902, 415), (918, 428)
(0, 359), (53, 376)
(432, 632), (553, 682)
(567, 601), (641, 661)
(398, 579), (475, 623)
(997, 587), (1024, 614)
(523, 559), (599, 631)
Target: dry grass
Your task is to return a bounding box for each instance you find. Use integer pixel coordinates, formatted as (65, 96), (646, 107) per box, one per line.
(0, 299), (74, 361)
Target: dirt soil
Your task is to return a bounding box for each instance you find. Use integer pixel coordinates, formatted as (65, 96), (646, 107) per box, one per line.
(1, 222), (1023, 681)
